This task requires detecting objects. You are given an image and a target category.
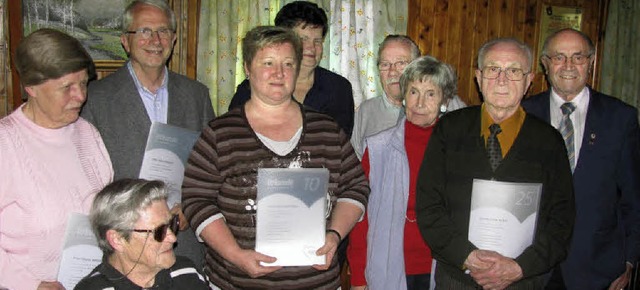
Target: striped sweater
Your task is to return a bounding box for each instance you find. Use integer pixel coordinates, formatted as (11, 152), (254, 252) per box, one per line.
(183, 105), (369, 289)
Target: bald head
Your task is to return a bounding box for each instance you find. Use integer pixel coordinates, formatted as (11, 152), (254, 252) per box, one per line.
(541, 29), (594, 101)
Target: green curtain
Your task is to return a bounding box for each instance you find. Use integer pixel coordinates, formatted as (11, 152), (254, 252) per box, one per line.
(196, 0), (279, 115)
(600, 0), (640, 112)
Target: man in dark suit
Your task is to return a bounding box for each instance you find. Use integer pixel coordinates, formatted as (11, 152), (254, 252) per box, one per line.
(82, 0), (214, 269)
(416, 38), (575, 289)
(522, 28), (640, 290)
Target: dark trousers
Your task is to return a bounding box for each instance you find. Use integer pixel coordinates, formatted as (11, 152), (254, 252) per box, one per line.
(435, 267), (544, 290)
(407, 273), (431, 290)
(545, 267), (566, 290)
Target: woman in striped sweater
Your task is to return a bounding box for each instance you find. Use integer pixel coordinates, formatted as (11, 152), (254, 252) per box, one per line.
(182, 26), (369, 290)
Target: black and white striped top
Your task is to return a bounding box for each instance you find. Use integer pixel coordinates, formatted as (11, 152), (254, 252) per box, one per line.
(74, 256), (209, 290)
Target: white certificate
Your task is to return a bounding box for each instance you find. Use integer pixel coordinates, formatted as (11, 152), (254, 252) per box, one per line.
(139, 122), (200, 207)
(57, 213), (103, 290)
(468, 179), (542, 258)
(255, 168), (329, 266)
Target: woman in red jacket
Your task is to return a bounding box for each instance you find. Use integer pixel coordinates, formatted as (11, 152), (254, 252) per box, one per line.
(348, 55), (458, 290)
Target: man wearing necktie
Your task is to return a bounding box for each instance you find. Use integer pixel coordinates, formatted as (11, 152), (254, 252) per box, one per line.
(523, 28), (640, 290)
(416, 38), (575, 289)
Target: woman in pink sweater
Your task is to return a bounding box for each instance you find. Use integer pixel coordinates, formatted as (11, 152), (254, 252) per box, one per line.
(0, 29), (113, 290)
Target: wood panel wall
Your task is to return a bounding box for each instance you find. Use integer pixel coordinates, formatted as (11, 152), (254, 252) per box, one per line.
(408, 0), (609, 106)
(6, 0), (609, 111)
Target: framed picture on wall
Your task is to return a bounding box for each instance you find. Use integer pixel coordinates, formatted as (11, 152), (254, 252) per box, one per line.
(21, 0), (133, 68)
(537, 5), (582, 71)
(7, 0), (135, 107)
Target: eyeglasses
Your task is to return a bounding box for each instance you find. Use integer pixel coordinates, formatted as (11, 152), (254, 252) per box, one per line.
(378, 60), (411, 71)
(131, 214), (179, 242)
(126, 28), (174, 40)
(543, 53), (592, 65)
(480, 66), (529, 81)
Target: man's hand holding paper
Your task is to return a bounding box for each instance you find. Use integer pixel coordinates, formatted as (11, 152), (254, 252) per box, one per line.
(468, 250), (523, 290)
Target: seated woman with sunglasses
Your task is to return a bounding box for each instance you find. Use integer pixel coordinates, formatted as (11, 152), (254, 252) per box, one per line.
(76, 179), (209, 290)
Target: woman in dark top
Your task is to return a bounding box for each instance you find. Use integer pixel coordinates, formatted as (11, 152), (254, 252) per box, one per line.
(228, 1), (354, 136)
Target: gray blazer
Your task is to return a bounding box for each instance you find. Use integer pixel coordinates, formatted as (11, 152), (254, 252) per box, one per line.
(82, 64), (215, 180)
(82, 64), (214, 269)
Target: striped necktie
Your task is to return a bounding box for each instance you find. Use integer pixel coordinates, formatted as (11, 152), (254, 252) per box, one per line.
(487, 123), (503, 171)
(559, 102), (576, 172)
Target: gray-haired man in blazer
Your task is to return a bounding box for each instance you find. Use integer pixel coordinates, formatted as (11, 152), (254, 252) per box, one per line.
(82, 0), (215, 269)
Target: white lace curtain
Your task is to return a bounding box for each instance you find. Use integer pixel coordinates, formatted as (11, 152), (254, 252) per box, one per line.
(196, 0), (407, 115)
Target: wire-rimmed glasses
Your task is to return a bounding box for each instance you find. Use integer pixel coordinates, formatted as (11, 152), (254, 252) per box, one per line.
(126, 28), (174, 40)
(480, 66), (530, 81)
(543, 53), (592, 65)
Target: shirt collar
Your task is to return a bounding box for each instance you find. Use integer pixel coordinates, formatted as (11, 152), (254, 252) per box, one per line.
(550, 86), (589, 111)
(97, 261), (171, 289)
(480, 103), (525, 138)
(127, 61), (169, 95)
(382, 92), (403, 110)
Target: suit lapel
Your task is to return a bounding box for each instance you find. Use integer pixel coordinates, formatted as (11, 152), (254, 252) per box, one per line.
(167, 72), (187, 127)
(575, 89), (603, 172)
(533, 91), (552, 122)
(114, 66), (152, 130)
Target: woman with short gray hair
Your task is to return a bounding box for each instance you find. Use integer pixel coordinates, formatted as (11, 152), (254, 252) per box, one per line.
(76, 179), (209, 290)
(90, 179), (168, 256)
(348, 55), (457, 290)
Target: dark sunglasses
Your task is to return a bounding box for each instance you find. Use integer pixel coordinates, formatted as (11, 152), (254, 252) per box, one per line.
(131, 214), (180, 242)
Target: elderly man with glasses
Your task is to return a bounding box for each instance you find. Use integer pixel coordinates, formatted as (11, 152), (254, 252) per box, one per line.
(350, 35), (420, 160)
(82, 0), (214, 269)
(416, 37), (575, 289)
(351, 35), (467, 160)
(523, 28), (640, 290)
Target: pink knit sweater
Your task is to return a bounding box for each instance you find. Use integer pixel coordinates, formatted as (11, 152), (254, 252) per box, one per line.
(0, 106), (113, 290)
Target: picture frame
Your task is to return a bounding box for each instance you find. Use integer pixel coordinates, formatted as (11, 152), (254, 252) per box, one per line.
(21, 0), (130, 63)
(7, 0), (129, 107)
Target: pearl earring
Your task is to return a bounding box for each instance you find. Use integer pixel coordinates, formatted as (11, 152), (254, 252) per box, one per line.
(440, 104), (447, 113)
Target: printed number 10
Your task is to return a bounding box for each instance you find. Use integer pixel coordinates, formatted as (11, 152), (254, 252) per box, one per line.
(304, 177), (320, 191)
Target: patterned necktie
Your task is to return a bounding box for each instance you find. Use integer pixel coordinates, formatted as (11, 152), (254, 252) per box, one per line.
(487, 123), (503, 171)
(559, 102), (577, 172)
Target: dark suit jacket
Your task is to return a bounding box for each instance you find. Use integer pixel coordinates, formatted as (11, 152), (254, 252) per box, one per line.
(416, 106), (575, 287)
(82, 64), (215, 180)
(228, 66), (355, 136)
(523, 89), (640, 289)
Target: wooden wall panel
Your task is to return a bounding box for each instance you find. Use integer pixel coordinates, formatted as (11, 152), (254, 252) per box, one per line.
(408, 0), (608, 105)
